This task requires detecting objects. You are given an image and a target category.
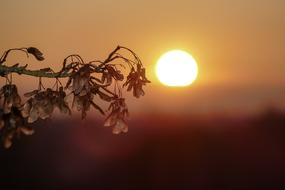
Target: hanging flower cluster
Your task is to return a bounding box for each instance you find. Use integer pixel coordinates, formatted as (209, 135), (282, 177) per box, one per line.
(104, 98), (129, 134)
(66, 64), (110, 118)
(124, 64), (150, 98)
(21, 87), (71, 123)
(0, 84), (21, 113)
(0, 85), (34, 148)
(0, 46), (150, 149)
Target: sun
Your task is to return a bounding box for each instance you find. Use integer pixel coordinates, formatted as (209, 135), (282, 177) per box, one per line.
(156, 50), (198, 87)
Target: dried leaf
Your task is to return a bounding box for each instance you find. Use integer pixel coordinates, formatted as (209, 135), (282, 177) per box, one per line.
(27, 47), (44, 61)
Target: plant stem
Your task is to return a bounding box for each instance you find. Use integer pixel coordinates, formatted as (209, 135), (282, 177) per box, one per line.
(0, 64), (71, 78)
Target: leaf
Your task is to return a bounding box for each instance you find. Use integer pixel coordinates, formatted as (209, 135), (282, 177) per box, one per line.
(27, 47), (44, 61)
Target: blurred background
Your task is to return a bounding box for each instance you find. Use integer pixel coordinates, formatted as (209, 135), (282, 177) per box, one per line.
(1, 0), (285, 189)
(1, 112), (285, 189)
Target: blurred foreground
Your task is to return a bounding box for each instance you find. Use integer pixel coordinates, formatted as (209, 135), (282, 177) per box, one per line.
(1, 109), (285, 190)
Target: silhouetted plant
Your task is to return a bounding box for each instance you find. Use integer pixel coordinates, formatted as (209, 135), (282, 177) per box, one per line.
(0, 46), (150, 148)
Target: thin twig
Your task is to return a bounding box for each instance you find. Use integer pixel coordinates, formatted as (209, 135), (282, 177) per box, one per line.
(0, 48), (28, 64)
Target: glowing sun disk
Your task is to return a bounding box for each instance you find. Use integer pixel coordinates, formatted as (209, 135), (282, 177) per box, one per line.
(156, 50), (198, 87)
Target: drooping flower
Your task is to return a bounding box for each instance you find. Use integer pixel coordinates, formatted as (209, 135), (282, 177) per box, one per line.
(66, 64), (92, 96)
(0, 84), (22, 114)
(105, 65), (124, 81)
(99, 65), (124, 86)
(72, 90), (105, 119)
(72, 92), (92, 119)
(104, 98), (129, 134)
(123, 64), (150, 98)
(66, 64), (114, 118)
(54, 87), (71, 115)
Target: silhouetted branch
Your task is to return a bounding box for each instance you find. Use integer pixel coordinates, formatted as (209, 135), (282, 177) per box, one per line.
(0, 46), (142, 78)
(0, 45), (150, 149)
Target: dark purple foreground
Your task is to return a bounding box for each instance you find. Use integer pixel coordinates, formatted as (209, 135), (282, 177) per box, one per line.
(1, 110), (285, 190)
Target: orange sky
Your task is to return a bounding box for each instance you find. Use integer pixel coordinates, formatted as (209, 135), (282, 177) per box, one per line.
(1, 0), (285, 115)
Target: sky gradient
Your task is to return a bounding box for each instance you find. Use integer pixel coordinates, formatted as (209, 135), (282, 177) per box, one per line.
(1, 0), (285, 115)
